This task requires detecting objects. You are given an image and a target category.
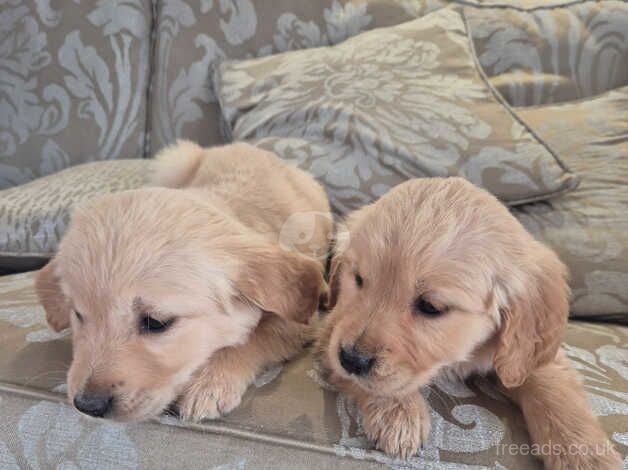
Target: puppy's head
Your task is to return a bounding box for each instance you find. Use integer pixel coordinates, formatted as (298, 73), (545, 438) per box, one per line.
(36, 188), (323, 421)
(323, 178), (568, 396)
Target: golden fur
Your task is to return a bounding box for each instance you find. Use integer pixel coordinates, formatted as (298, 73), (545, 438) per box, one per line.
(36, 141), (331, 422)
(316, 178), (621, 469)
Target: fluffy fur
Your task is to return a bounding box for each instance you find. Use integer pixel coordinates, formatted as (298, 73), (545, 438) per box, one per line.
(36, 141), (331, 422)
(315, 178), (621, 470)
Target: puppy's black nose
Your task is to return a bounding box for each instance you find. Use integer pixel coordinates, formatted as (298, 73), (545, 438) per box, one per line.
(73, 393), (113, 418)
(339, 347), (374, 376)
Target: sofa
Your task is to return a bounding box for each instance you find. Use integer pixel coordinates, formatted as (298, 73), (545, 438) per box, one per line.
(0, 1), (626, 468)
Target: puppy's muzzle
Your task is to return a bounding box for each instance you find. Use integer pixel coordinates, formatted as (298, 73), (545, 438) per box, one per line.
(73, 393), (113, 418)
(339, 347), (374, 376)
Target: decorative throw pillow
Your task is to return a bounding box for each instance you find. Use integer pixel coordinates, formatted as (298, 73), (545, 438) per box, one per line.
(214, 7), (579, 214)
(514, 85), (628, 320)
(0, 159), (149, 273)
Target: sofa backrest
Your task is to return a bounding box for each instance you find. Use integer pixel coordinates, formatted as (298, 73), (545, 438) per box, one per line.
(1, 0), (627, 190)
(0, 0), (153, 189)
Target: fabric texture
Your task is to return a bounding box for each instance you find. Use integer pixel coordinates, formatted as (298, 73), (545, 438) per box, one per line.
(0, 271), (626, 468)
(468, 1), (628, 106)
(513, 86), (628, 320)
(148, 0), (420, 156)
(3, 0), (627, 189)
(214, 8), (578, 214)
(0, 160), (149, 272)
(0, 0), (152, 189)
(147, 0), (628, 155)
(0, 395), (389, 470)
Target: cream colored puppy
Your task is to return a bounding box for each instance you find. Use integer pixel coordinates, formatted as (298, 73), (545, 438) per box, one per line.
(37, 141), (331, 422)
(316, 178), (621, 470)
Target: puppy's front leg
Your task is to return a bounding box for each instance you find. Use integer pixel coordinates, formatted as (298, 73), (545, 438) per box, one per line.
(356, 390), (431, 460)
(178, 314), (309, 421)
(315, 314), (430, 460)
(504, 354), (622, 470)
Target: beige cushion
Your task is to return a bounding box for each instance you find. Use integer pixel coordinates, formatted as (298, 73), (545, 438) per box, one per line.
(0, 160), (149, 272)
(468, 1), (628, 106)
(214, 8), (578, 214)
(514, 86), (628, 319)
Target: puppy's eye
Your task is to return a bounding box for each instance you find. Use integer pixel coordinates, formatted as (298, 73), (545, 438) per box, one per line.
(140, 315), (175, 334)
(354, 273), (364, 288)
(414, 296), (443, 317)
(73, 310), (83, 323)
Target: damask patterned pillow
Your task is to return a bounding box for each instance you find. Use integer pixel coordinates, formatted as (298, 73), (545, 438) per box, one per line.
(214, 8), (579, 214)
(467, 1), (628, 107)
(0, 160), (149, 272)
(514, 86), (628, 320)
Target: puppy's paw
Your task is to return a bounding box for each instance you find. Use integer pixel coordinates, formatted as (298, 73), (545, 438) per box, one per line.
(177, 366), (250, 422)
(360, 394), (431, 460)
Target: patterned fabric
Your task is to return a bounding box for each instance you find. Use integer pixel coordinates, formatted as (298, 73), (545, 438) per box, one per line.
(214, 8), (578, 214)
(2, 0), (627, 191)
(0, 160), (149, 271)
(148, 0), (419, 155)
(147, 0), (628, 155)
(0, 396), (386, 470)
(513, 86), (628, 320)
(0, 272), (626, 468)
(0, 0), (152, 189)
(468, 1), (628, 106)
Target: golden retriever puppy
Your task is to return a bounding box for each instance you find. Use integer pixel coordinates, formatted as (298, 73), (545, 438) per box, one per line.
(36, 141), (331, 422)
(315, 178), (621, 470)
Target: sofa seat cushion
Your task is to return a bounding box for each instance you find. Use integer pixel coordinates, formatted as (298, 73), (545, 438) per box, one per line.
(0, 271), (626, 468)
(514, 86), (628, 319)
(0, 394), (386, 470)
(0, 159), (149, 272)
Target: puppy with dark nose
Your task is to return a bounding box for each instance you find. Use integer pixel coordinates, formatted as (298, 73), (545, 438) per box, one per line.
(73, 393), (113, 418)
(339, 347), (375, 376)
(315, 178), (621, 469)
(36, 141), (331, 422)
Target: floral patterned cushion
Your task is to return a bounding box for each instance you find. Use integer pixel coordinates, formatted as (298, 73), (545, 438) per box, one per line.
(214, 8), (578, 214)
(0, 0), (152, 189)
(0, 160), (149, 272)
(467, 1), (628, 107)
(0, 271), (626, 468)
(513, 86), (628, 319)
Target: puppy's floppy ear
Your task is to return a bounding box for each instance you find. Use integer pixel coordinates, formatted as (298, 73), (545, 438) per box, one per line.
(494, 245), (569, 388)
(35, 259), (71, 332)
(234, 244), (325, 324)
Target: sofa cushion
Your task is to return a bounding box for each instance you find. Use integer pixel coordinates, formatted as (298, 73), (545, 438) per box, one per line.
(513, 85), (628, 320)
(0, 0), (152, 189)
(0, 160), (149, 272)
(214, 8), (578, 214)
(467, 1), (628, 106)
(0, 271), (625, 468)
(0, 392), (387, 470)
